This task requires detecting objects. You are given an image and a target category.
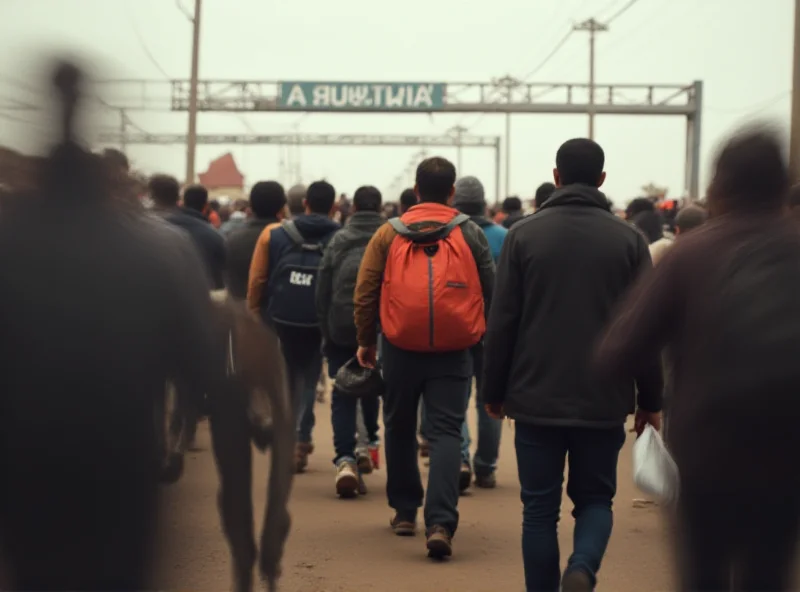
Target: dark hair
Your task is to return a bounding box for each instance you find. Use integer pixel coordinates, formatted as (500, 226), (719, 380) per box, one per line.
(353, 185), (382, 212)
(502, 196), (522, 213)
(102, 148), (129, 172)
(183, 184), (209, 211)
(399, 188), (418, 213)
(415, 157), (456, 203)
(709, 124), (789, 214)
(625, 197), (656, 219)
(556, 138), (605, 186)
(631, 210), (664, 244)
(250, 180), (286, 219)
(534, 182), (556, 208)
(306, 180), (336, 214)
(675, 204), (708, 234)
(148, 174), (180, 206)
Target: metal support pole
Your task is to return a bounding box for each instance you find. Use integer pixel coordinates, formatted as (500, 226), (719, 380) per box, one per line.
(494, 138), (502, 207)
(185, 0), (202, 185)
(119, 109), (127, 153)
(689, 80), (703, 200)
(791, 0), (800, 183)
(684, 116), (692, 197)
(574, 19), (608, 141)
(504, 111), (511, 197)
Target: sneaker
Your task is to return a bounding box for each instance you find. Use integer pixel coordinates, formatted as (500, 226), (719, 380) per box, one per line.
(561, 569), (593, 592)
(335, 461), (359, 498)
(459, 463), (472, 494)
(474, 472), (497, 489)
(368, 442), (381, 470)
(426, 525), (453, 558)
(356, 451), (373, 475)
(390, 514), (416, 536)
(419, 438), (430, 458)
(294, 442), (314, 474)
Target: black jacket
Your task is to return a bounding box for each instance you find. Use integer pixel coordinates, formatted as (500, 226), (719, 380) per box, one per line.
(316, 211), (384, 345)
(482, 184), (663, 427)
(225, 217), (279, 299)
(502, 210), (525, 229)
(160, 207), (227, 290)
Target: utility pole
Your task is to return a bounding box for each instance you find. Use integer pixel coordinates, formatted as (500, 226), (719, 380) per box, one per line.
(449, 124), (468, 173)
(118, 109), (128, 153)
(791, 0), (800, 182)
(574, 18), (608, 140)
(494, 75), (520, 197)
(185, 0), (202, 186)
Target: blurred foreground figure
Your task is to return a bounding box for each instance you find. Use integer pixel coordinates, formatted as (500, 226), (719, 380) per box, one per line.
(596, 125), (800, 591)
(0, 62), (218, 589)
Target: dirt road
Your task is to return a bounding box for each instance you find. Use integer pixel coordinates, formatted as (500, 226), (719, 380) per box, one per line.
(155, 400), (675, 591)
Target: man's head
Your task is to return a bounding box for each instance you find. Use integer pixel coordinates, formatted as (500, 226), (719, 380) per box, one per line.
(415, 157), (456, 204)
(625, 197), (656, 220)
(305, 180), (336, 216)
(674, 204), (708, 235)
(148, 174), (180, 207)
(452, 176), (486, 216)
(399, 188), (418, 214)
(554, 138), (606, 188)
(102, 148), (129, 175)
(534, 182), (556, 209)
(287, 184), (307, 216)
(708, 124), (789, 217)
(183, 184), (209, 212)
(353, 185), (382, 213)
(502, 196), (522, 214)
(250, 180), (287, 220)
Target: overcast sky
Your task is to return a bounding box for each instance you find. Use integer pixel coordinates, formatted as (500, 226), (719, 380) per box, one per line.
(0, 0), (792, 204)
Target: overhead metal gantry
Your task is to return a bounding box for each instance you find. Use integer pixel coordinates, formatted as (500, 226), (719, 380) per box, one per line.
(5, 78), (703, 197)
(95, 131), (503, 199)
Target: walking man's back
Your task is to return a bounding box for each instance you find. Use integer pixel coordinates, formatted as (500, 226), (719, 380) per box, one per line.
(482, 138), (663, 591)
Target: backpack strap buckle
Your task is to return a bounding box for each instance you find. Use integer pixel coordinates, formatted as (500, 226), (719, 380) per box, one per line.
(389, 213), (469, 243)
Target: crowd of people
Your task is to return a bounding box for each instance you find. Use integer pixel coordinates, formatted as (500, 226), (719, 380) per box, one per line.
(3, 62), (800, 592)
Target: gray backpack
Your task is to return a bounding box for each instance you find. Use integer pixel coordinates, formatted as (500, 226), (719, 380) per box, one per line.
(327, 239), (370, 347)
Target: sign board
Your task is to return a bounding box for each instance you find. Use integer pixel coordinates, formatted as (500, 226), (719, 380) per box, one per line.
(278, 81), (446, 111)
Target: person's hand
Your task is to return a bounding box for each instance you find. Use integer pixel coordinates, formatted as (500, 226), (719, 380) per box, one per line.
(485, 403), (505, 420)
(632, 409), (662, 436)
(356, 345), (377, 369)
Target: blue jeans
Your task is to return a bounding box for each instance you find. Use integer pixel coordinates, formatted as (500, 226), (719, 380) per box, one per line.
(459, 342), (501, 476)
(514, 422), (625, 592)
(326, 343), (380, 465)
(275, 326), (323, 445)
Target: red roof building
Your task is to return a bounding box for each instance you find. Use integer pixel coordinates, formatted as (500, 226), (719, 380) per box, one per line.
(198, 152), (244, 190)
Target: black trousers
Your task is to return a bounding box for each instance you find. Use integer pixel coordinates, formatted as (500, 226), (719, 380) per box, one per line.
(381, 337), (471, 535)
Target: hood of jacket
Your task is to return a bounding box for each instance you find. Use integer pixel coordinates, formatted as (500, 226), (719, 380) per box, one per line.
(179, 206), (210, 222)
(538, 184), (611, 213)
(291, 213), (341, 239)
(470, 215), (496, 228)
(345, 210), (385, 232)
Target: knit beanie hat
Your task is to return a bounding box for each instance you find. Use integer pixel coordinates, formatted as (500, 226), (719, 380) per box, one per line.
(453, 176), (485, 207)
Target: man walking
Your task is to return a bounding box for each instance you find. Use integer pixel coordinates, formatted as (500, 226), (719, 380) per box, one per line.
(451, 175), (506, 490)
(225, 181), (286, 300)
(482, 138), (663, 591)
(248, 180), (339, 473)
(354, 157), (495, 558)
(316, 185), (384, 497)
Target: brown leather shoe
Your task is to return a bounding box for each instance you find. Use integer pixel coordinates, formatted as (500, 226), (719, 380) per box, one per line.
(294, 442), (314, 473)
(426, 525), (452, 558)
(390, 514), (416, 536)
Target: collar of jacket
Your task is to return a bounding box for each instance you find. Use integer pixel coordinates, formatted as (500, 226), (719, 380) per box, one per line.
(248, 216), (279, 229)
(470, 215), (495, 228)
(346, 211), (384, 229)
(401, 201), (458, 223)
(539, 184), (610, 212)
(180, 206), (209, 221)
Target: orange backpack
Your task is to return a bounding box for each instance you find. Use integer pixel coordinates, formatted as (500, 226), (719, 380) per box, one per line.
(380, 209), (485, 352)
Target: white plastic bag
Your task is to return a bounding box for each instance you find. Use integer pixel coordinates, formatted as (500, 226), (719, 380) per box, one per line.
(632, 425), (680, 504)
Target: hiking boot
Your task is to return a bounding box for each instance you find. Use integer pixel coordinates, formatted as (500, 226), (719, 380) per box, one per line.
(459, 463), (472, 494)
(561, 569), (593, 592)
(475, 472), (497, 489)
(426, 525), (453, 558)
(356, 451), (373, 475)
(294, 442), (314, 474)
(390, 514), (416, 536)
(419, 438), (430, 458)
(368, 442), (381, 470)
(335, 460), (359, 498)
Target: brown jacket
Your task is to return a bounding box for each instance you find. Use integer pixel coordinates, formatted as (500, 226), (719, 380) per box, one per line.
(595, 212), (800, 491)
(246, 221), (281, 315)
(354, 202), (495, 347)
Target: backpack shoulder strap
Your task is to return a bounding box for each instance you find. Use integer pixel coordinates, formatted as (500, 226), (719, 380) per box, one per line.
(390, 213), (470, 243)
(282, 219), (305, 246)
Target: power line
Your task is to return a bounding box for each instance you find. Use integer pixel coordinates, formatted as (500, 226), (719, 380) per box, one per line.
(174, 0), (193, 21)
(126, 5), (172, 79)
(706, 91), (790, 115)
(519, 30), (576, 81)
(606, 0), (644, 24)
